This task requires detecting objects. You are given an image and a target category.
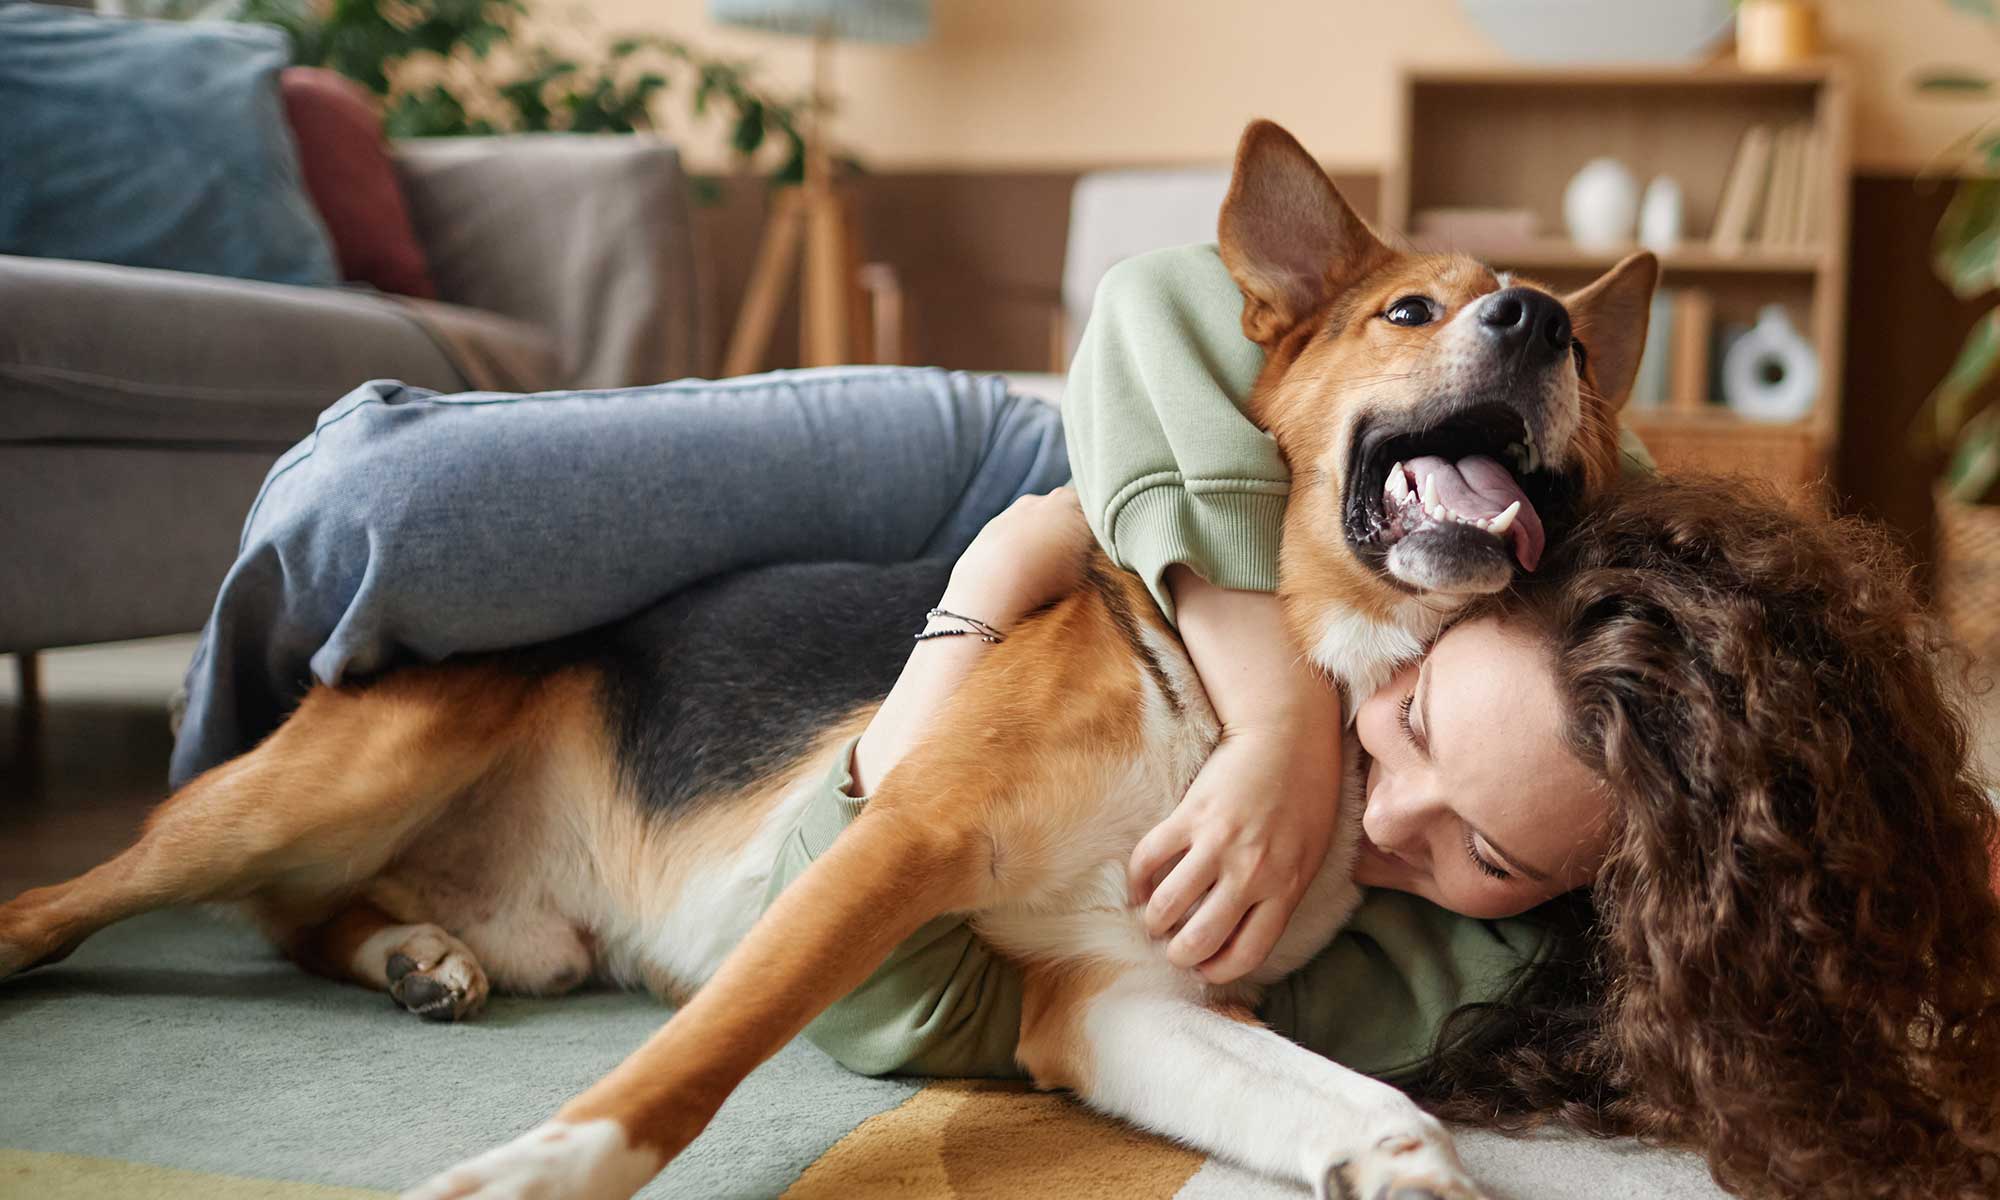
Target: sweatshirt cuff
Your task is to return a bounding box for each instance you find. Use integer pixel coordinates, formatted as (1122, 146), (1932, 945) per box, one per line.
(1107, 481), (1289, 622)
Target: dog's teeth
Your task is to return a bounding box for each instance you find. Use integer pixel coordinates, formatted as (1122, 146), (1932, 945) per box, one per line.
(1427, 504), (1446, 522)
(1489, 500), (1522, 536)
(1386, 465), (1409, 503)
(1420, 473), (1440, 509)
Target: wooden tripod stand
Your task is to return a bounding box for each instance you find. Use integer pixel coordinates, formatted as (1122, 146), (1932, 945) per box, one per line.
(721, 35), (874, 377)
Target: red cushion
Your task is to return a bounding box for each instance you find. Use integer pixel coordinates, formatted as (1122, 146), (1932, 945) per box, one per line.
(278, 68), (436, 299)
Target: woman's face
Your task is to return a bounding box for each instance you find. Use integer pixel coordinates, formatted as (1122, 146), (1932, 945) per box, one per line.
(1351, 614), (1610, 919)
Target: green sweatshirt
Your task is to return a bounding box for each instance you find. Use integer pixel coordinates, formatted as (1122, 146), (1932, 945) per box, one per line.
(765, 243), (1653, 1082)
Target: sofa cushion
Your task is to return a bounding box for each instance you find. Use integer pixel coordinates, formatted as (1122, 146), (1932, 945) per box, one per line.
(0, 5), (338, 288)
(280, 67), (438, 299)
(0, 254), (558, 446)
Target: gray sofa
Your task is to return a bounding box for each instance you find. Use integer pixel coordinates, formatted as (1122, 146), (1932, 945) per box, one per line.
(1, 134), (705, 658)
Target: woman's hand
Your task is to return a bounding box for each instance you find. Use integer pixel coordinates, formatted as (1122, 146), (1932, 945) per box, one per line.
(851, 488), (1092, 794)
(1129, 567), (1343, 984)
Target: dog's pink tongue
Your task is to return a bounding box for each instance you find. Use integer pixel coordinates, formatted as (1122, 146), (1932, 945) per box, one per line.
(1403, 454), (1546, 571)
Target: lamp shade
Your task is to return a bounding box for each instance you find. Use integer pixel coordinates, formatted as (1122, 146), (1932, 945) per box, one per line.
(709, 0), (931, 43)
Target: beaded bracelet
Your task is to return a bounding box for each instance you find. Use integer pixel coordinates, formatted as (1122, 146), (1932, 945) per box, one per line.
(914, 607), (1007, 644)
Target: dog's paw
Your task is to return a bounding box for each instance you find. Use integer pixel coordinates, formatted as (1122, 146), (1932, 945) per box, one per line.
(402, 1120), (661, 1200)
(376, 925), (489, 1022)
(1319, 1124), (1488, 1200)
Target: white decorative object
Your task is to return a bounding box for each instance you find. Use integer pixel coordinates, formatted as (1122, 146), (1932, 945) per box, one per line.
(1458, 0), (1734, 63)
(1722, 305), (1819, 423)
(1638, 176), (1684, 253)
(1563, 158), (1639, 252)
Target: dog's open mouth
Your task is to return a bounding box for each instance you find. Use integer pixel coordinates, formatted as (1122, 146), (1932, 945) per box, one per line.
(1345, 403), (1571, 594)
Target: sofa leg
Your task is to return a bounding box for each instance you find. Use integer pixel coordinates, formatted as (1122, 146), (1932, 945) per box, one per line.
(14, 651), (43, 757)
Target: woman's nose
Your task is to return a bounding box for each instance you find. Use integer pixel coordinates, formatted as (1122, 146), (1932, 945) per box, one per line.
(1363, 783), (1432, 855)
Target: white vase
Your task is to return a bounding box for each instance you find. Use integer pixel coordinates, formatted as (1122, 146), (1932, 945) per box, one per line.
(1638, 176), (1684, 253)
(1723, 305), (1818, 423)
(1563, 158), (1639, 252)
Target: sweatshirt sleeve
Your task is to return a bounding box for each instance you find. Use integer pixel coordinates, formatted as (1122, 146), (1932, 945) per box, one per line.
(1061, 244), (1289, 622)
(769, 738), (1027, 1079)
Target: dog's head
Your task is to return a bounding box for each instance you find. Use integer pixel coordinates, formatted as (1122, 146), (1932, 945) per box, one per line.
(1222, 120), (1656, 623)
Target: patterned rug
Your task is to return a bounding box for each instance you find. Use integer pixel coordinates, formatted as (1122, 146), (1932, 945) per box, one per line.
(0, 909), (1727, 1199)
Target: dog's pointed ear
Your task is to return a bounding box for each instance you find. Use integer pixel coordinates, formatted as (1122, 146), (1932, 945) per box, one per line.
(1564, 251), (1659, 411)
(1219, 120), (1389, 348)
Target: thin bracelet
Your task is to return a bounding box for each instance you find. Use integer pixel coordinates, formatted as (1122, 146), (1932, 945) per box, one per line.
(915, 607), (1007, 644)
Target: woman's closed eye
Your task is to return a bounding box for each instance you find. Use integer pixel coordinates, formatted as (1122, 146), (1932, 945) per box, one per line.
(1401, 686), (1513, 882)
(1462, 827), (1511, 881)
(1396, 692), (1420, 750)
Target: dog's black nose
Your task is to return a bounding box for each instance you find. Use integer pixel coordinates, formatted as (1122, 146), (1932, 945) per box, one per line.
(1478, 286), (1571, 364)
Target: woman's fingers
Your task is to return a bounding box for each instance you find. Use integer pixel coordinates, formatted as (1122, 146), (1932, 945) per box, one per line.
(1143, 841), (1220, 938)
(1129, 816), (1191, 906)
(1167, 878), (1255, 970)
(1196, 895), (1295, 985)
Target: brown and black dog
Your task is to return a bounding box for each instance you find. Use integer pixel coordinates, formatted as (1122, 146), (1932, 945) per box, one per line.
(0, 121), (1655, 1200)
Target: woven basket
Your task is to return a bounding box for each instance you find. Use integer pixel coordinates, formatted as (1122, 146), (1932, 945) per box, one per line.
(1936, 489), (2000, 662)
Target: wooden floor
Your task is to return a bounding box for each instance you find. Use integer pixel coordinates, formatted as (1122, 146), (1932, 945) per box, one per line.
(0, 637), (194, 894)
(4, 636), (1999, 900)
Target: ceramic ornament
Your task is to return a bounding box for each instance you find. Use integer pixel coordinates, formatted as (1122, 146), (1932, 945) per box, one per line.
(1722, 305), (1818, 423)
(1638, 176), (1684, 253)
(1563, 158), (1639, 251)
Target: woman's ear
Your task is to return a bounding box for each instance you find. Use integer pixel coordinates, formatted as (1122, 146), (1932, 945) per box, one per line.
(1563, 252), (1659, 411)
(1218, 119), (1390, 348)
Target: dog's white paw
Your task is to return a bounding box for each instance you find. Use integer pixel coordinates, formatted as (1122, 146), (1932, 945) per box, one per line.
(402, 1120), (661, 1200)
(1318, 1120), (1488, 1200)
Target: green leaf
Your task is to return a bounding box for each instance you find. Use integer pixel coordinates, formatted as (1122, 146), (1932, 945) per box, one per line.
(383, 85), (471, 138)
(1944, 407), (2000, 503)
(1948, 0), (1998, 21)
(687, 174), (723, 206)
(1917, 70), (1994, 93)
(610, 36), (642, 57)
(1934, 178), (2000, 299)
(731, 99), (766, 155)
(1932, 307), (2000, 444)
(774, 136), (806, 186)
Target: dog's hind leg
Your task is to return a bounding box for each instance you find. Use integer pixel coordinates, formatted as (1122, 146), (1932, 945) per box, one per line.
(0, 664), (550, 982)
(253, 895), (491, 1022)
(1022, 973), (1488, 1200)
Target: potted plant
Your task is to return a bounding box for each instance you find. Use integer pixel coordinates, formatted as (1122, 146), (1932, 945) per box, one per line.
(1913, 3), (2000, 660)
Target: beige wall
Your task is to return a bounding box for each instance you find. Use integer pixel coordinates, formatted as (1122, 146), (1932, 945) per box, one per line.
(573, 0), (1993, 174)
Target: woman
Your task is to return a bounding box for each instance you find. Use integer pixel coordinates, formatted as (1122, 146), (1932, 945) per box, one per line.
(169, 245), (1999, 1196)
(854, 471), (2000, 1199)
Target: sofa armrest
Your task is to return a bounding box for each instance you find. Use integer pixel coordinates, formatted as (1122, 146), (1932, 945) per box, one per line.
(392, 134), (704, 389)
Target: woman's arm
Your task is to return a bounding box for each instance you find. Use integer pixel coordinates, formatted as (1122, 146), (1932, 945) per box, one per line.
(853, 488), (1094, 793)
(1064, 245), (1341, 984)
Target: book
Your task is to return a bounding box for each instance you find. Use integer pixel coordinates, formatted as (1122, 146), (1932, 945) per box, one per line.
(1758, 124), (1801, 248)
(1794, 122), (1824, 249)
(1631, 288), (1676, 411)
(1710, 125), (1774, 254)
(1670, 290), (1715, 413)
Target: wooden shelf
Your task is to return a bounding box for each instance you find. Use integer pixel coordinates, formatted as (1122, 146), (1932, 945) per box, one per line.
(1405, 63), (1837, 90)
(1388, 64), (1852, 489)
(1410, 238), (1826, 274)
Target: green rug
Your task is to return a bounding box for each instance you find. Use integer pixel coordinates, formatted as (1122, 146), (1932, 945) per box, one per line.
(0, 908), (1726, 1199)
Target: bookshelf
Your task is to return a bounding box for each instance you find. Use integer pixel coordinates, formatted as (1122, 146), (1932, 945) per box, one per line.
(1383, 64), (1852, 490)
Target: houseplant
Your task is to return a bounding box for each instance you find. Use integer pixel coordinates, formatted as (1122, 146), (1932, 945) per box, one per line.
(116, 0), (811, 186)
(1913, 0), (2000, 657)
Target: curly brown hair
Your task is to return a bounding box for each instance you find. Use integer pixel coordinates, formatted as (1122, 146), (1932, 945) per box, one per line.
(1406, 473), (2000, 1198)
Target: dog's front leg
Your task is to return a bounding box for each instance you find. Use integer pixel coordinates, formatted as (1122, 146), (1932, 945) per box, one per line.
(401, 774), (1001, 1200)
(1021, 972), (1489, 1200)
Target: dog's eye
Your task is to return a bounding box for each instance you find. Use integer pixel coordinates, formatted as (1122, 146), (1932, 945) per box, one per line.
(1571, 340), (1589, 377)
(1383, 296), (1435, 327)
